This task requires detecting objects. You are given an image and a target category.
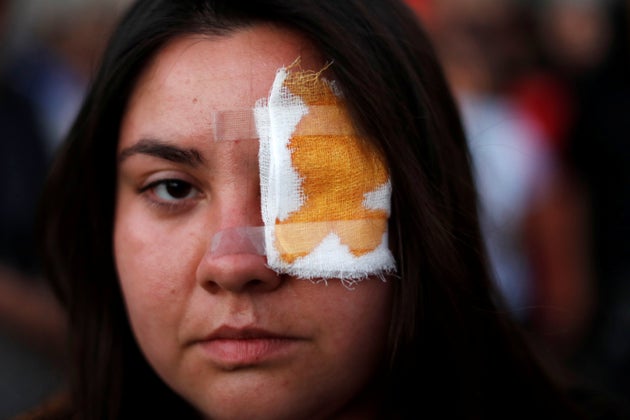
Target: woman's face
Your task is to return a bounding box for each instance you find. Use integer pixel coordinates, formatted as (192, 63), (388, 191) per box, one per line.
(114, 25), (393, 419)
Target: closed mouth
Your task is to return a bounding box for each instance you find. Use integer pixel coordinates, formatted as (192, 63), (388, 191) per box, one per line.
(195, 326), (303, 369)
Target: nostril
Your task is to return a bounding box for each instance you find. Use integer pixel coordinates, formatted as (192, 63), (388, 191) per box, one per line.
(203, 281), (221, 294)
(247, 279), (264, 288)
(202, 277), (279, 294)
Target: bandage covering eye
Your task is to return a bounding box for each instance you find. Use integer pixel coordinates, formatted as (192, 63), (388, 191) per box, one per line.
(254, 64), (396, 281)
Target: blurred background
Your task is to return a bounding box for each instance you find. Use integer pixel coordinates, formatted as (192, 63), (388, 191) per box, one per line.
(0, 0), (130, 417)
(0, 0), (628, 417)
(407, 0), (630, 409)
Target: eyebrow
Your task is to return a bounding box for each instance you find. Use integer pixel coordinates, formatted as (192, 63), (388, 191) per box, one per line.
(118, 138), (206, 167)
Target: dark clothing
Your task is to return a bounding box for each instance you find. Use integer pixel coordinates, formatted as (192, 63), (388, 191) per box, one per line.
(0, 79), (62, 420)
(0, 81), (48, 273)
(565, 2), (630, 405)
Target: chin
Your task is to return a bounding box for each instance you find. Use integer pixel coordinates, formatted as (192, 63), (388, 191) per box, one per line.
(178, 374), (355, 420)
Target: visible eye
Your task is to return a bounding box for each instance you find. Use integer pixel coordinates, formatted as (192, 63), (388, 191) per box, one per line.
(152, 179), (197, 201)
(140, 178), (201, 209)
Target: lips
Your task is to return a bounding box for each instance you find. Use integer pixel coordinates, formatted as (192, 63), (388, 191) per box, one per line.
(195, 326), (303, 369)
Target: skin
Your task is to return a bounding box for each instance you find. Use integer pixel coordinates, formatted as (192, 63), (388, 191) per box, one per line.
(114, 25), (393, 419)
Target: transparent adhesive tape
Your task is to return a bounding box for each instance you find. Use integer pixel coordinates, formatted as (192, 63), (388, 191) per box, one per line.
(210, 226), (266, 257)
(212, 110), (258, 142)
(209, 220), (395, 280)
(211, 106), (354, 142)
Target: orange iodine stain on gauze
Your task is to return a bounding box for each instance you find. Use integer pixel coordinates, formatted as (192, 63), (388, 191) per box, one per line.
(276, 69), (389, 262)
(255, 63), (395, 279)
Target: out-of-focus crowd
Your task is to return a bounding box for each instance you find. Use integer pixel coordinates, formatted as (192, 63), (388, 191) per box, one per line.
(408, 0), (630, 407)
(0, 0), (627, 417)
(0, 0), (130, 417)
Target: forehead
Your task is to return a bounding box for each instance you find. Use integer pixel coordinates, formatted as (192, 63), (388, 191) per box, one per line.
(121, 25), (323, 146)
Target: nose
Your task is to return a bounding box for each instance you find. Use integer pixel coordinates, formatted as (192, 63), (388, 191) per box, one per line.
(196, 249), (283, 294)
(195, 171), (282, 294)
(197, 196), (282, 293)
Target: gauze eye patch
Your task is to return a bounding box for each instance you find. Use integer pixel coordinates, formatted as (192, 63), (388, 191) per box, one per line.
(207, 63), (396, 284)
(253, 64), (396, 282)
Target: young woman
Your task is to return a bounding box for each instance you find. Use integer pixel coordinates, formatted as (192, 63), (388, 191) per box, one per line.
(34, 0), (598, 418)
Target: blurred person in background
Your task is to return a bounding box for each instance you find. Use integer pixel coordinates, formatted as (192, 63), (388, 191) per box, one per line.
(419, 0), (593, 364)
(537, 0), (630, 404)
(0, 1), (66, 418)
(0, 0), (130, 417)
(4, 0), (130, 152)
(413, 0), (630, 409)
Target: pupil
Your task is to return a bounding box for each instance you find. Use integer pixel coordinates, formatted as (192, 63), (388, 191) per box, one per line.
(166, 181), (190, 199)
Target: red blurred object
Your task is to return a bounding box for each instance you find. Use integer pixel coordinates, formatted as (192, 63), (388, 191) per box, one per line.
(404, 0), (433, 24)
(510, 72), (575, 152)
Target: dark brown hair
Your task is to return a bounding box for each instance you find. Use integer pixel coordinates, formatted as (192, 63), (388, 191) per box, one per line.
(38, 0), (582, 418)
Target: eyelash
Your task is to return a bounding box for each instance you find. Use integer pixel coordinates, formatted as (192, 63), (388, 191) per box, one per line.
(139, 178), (201, 212)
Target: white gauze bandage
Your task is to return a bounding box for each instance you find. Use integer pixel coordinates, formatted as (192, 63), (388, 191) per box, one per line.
(254, 65), (396, 282)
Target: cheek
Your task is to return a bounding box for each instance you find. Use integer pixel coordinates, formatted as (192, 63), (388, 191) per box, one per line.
(113, 201), (201, 354)
(290, 279), (393, 413)
(346, 283), (391, 351)
(115, 219), (183, 308)
(303, 279), (393, 377)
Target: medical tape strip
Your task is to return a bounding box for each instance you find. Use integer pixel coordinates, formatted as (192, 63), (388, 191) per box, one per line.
(211, 106), (354, 141)
(267, 220), (395, 280)
(212, 110), (258, 141)
(209, 220), (390, 258)
(210, 226), (266, 256)
(209, 222), (394, 286)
